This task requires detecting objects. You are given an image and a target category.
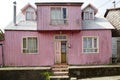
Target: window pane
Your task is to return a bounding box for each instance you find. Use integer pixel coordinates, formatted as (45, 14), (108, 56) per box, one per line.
(63, 8), (66, 19)
(33, 38), (37, 52)
(51, 7), (67, 24)
(90, 12), (93, 19)
(23, 38), (26, 48)
(94, 38), (97, 48)
(85, 12), (89, 20)
(83, 38), (87, 48)
(88, 38), (92, 48)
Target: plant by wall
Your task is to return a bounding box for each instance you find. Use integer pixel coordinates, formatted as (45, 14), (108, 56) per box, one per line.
(42, 72), (51, 80)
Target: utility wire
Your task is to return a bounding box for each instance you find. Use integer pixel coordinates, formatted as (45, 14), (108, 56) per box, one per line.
(98, 0), (112, 8)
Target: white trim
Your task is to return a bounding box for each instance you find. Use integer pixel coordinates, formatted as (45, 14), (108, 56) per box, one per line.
(82, 36), (99, 54)
(21, 36), (38, 54)
(83, 11), (94, 20)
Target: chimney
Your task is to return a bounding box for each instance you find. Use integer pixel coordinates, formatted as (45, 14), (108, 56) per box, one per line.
(113, 0), (116, 8)
(13, 1), (17, 26)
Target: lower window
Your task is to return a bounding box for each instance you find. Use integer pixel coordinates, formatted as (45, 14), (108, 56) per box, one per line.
(22, 37), (37, 53)
(83, 37), (99, 53)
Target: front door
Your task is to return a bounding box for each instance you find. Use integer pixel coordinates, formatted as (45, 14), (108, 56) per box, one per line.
(54, 35), (67, 64)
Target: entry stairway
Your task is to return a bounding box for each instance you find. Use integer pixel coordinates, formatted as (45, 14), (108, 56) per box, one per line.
(50, 64), (69, 80)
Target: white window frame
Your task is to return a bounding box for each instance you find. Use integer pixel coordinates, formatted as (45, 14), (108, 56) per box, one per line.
(84, 11), (94, 20)
(82, 36), (99, 53)
(26, 11), (35, 21)
(22, 37), (38, 54)
(50, 7), (68, 25)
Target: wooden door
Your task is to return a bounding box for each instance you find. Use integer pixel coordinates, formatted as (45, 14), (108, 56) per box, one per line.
(55, 41), (61, 64)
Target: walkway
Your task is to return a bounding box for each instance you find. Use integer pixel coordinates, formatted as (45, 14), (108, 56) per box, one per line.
(79, 76), (120, 80)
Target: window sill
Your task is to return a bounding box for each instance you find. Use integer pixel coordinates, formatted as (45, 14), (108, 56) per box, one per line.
(22, 53), (39, 54)
(82, 52), (99, 54)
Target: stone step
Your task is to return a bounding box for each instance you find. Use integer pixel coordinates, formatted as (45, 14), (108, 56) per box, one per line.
(52, 65), (68, 68)
(52, 67), (68, 71)
(50, 75), (69, 79)
(70, 77), (77, 80)
(53, 71), (68, 76)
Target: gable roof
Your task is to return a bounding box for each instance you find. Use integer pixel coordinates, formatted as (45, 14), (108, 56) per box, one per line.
(104, 8), (120, 17)
(82, 4), (98, 15)
(5, 3), (37, 31)
(21, 3), (36, 13)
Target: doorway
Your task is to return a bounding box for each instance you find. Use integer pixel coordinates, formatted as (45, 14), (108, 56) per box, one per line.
(54, 35), (67, 64)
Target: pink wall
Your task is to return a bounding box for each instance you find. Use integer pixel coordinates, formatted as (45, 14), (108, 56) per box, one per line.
(0, 43), (2, 65)
(4, 30), (112, 66)
(4, 31), (54, 66)
(67, 30), (112, 65)
(37, 6), (82, 31)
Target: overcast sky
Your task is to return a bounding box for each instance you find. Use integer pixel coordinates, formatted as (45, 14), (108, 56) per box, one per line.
(0, 0), (120, 31)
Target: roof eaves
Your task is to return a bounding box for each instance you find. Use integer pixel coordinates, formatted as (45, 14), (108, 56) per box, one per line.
(104, 8), (120, 17)
(35, 2), (83, 6)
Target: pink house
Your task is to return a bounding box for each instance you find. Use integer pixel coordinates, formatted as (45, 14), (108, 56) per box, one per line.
(0, 2), (114, 67)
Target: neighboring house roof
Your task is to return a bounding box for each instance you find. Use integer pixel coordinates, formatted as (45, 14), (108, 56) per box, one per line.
(5, 4), (37, 31)
(82, 3), (98, 15)
(104, 8), (120, 36)
(0, 29), (4, 41)
(104, 8), (120, 17)
(82, 16), (114, 30)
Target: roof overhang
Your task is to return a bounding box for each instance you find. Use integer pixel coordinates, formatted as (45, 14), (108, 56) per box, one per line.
(35, 2), (83, 6)
(104, 8), (120, 17)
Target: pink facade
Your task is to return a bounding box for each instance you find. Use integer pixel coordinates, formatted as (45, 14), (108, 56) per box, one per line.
(2, 3), (113, 66)
(4, 30), (112, 66)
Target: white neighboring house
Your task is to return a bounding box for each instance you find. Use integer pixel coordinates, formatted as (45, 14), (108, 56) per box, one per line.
(104, 8), (120, 62)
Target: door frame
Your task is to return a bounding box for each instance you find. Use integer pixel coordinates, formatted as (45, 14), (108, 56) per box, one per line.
(54, 34), (68, 64)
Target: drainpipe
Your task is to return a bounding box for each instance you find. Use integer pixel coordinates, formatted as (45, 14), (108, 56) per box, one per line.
(0, 44), (4, 67)
(13, 1), (17, 26)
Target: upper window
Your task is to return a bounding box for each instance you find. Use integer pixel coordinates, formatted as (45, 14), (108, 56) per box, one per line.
(22, 37), (37, 53)
(83, 37), (99, 53)
(26, 11), (35, 20)
(25, 7), (36, 21)
(51, 7), (67, 25)
(84, 11), (94, 20)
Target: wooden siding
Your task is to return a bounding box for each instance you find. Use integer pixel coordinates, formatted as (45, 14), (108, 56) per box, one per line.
(4, 30), (112, 66)
(37, 6), (82, 31)
(112, 37), (120, 57)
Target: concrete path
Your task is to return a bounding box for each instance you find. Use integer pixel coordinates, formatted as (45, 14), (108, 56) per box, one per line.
(79, 76), (120, 80)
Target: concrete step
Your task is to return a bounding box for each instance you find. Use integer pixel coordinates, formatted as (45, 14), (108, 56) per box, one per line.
(52, 67), (68, 71)
(52, 65), (68, 68)
(50, 75), (69, 79)
(53, 71), (68, 74)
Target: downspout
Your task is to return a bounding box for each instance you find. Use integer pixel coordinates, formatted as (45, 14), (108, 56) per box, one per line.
(0, 44), (4, 67)
(13, 1), (17, 26)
